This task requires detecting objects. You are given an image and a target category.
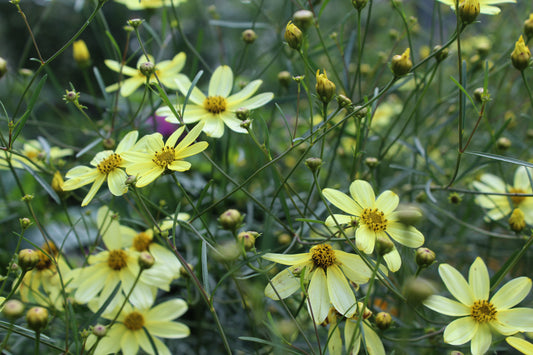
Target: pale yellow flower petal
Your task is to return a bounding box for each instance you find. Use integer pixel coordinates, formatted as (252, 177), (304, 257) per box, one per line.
(469, 257), (490, 301)
(264, 264), (307, 300)
(107, 168), (128, 196)
(231, 92), (274, 110)
(386, 223), (424, 248)
(208, 65), (233, 97)
(225, 80), (262, 105)
(136, 167), (164, 187)
(119, 77), (145, 97)
(506, 336), (533, 354)
(175, 123), (204, 151)
(147, 299), (189, 322)
(104, 59), (137, 76)
(308, 268), (330, 324)
(82, 174), (106, 206)
(325, 214), (354, 227)
(327, 264), (357, 318)
(471, 323), (492, 355)
(439, 263), (475, 306)
(335, 251), (373, 284)
(362, 322), (386, 355)
(147, 321), (190, 338)
(424, 295), (471, 316)
(375, 190), (399, 214)
(175, 142), (209, 160)
(219, 113), (248, 134)
(120, 330), (139, 354)
(168, 160), (191, 172)
(203, 116), (226, 138)
(382, 247), (402, 272)
(444, 316), (478, 345)
(262, 253), (310, 265)
(323, 188), (362, 216)
(491, 277), (532, 310)
(355, 225), (375, 254)
(497, 308), (533, 332)
(350, 179), (376, 208)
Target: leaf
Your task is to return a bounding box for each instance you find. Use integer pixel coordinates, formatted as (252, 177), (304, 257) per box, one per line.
(465, 151), (533, 168)
(20, 162), (60, 204)
(76, 138), (102, 158)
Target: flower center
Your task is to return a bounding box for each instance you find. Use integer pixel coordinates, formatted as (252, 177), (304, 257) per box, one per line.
(97, 153), (123, 174)
(509, 187), (527, 206)
(153, 146), (175, 169)
(107, 249), (128, 270)
(361, 208), (387, 232)
(470, 300), (497, 323)
(310, 244), (336, 269)
(133, 232), (153, 252)
(203, 96), (227, 114)
(123, 311), (145, 331)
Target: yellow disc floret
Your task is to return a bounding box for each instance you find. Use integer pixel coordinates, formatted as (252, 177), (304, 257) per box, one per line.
(310, 244), (336, 269)
(97, 153), (123, 174)
(133, 232), (153, 252)
(470, 300), (497, 323)
(203, 96), (227, 114)
(123, 311), (145, 330)
(361, 208), (387, 232)
(509, 187), (527, 206)
(153, 146), (176, 169)
(107, 249), (128, 270)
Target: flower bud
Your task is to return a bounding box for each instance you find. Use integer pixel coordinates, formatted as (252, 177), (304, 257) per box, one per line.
(496, 137), (511, 151)
(235, 107), (250, 121)
(337, 94), (352, 108)
(375, 236), (394, 256)
(19, 217), (32, 230)
(26, 307), (49, 332)
(365, 157), (379, 168)
(375, 312), (392, 330)
(354, 106), (368, 119)
(433, 45), (449, 63)
(459, 0), (480, 23)
(525, 14), (533, 41)
(415, 247), (436, 268)
(352, 0), (368, 11)
(218, 209), (243, 231)
(511, 35), (531, 71)
(179, 263), (194, 278)
(138, 251), (155, 270)
(139, 62), (155, 77)
(18, 249), (40, 271)
(92, 324), (107, 338)
(315, 69), (336, 104)
(292, 10), (314, 31)
(396, 205), (422, 225)
(0, 57), (7, 79)
(127, 18), (143, 28)
(509, 208), (526, 232)
(391, 48), (412, 77)
(241, 29), (257, 44)
(305, 157), (322, 172)
(51, 171), (65, 196)
(3, 300), (25, 320)
(403, 277), (437, 305)
(448, 192), (462, 205)
(278, 71), (291, 87)
(278, 233), (292, 245)
(73, 40), (91, 68)
(284, 21), (303, 50)
(102, 138), (116, 150)
(237, 231), (258, 251)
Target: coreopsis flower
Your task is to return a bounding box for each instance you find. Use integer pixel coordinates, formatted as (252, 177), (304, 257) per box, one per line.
(123, 123), (208, 187)
(437, 0), (516, 15)
(0, 139), (73, 170)
(62, 131), (138, 206)
(17, 241), (71, 310)
(506, 336), (533, 354)
(472, 166), (533, 224)
(156, 65), (274, 138)
(263, 243), (378, 324)
(86, 298), (190, 355)
(114, 0), (185, 9)
(322, 180), (424, 272)
(105, 53), (187, 97)
(424, 257), (533, 355)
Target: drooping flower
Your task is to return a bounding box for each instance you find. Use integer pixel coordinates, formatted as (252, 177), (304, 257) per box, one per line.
(424, 257), (533, 355)
(437, 0), (516, 15)
(472, 166), (533, 224)
(86, 298), (190, 355)
(322, 180), (424, 272)
(105, 53), (187, 97)
(156, 65), (274, 138)
(263, 243), (379, 324)
(114, 0), (186, 10)
(62, 131), (138, 206)
(123, 123), (208, 187)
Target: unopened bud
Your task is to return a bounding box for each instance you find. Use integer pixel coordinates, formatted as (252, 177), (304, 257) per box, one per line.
(305, 157), (322, 172)
(18, 249), (40, 271)
(278, 233), (292, 245)
(138, 251), (155, 269)
(448, 192), (462, 205)
(3, 300), (25, 320)
(26, 307), (49, 332)
(403, 277), (437, 305)
(391, 48), (412, 77)
(365, 157), (379, 168)
(19, 217), (32, 230)
(127, 18), (144, 28)
(51, 171), (65, 196)
(315, 69), (336, 104)
(496, 137), (511, 151)
(278, 71), (291, 87)
(292, 10), (314, 31)
(179, 263), (194, 278)
(474, 88), (484, 103)
(102, 138), (116, 150)
(139, 62), (155, 77)
(375, 236), (394, 256)
(415, 247), (436, 268)
(433, 45), (449, 62)
(354, 106), (368, 119)
(352, 0), (368, 10)
(284, 21), (303, 50)
(375, 312), (392, 330)
(235, 107), (250, 121)
(241, 29), (257, 44)
(0, 57), (7, 79)
(396, 205), (422, 225)
(237, 231), (258, 251)
(92, 324), (107, 337)
(509, 208), (526, 232)
(218, 209), (243, 231)
(525, 14), (533, 41)
(337, 94), (352, 108)
(63, 90), (80, 104)
(73, 40), (91, 68)
(511, 35), (531, 71)
(459, 0), (480, 23)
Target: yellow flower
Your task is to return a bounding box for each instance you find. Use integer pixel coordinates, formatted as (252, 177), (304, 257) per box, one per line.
(263, 243), (378, 324)
(322, 180), (424, 272)
(114, 0), (185, 9)
(506, 336), (533, 354)
(105, 53), (187, 97)
(472, 166), (533, 224)
(123, 123), (208, 187)
(0, 139), (73, 170)
(156, 65), (274, 138)
(424, 257), (533, 355)
(62, 131), (138, 206)
(437, 0), (516, 15)
(87, 298), (190, 355)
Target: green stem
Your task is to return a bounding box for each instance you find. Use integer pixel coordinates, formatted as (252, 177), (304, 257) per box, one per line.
(521, 71), (533, 111)
(490, 233), (533, 292)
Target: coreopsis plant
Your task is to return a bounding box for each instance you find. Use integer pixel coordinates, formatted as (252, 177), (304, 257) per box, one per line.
(105, 53), (187, 97)
(62, 131), (138, 206)
(424, 257), (533, 355)
(86, 298), (190, 355)
(472, 166), (533, 224)
(123, 123), (208, 187)
(263, 243), (379, 324)
(322, 180), (424, 272)
(156, 65), (274, 138)
(437, 0), (516, 15)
